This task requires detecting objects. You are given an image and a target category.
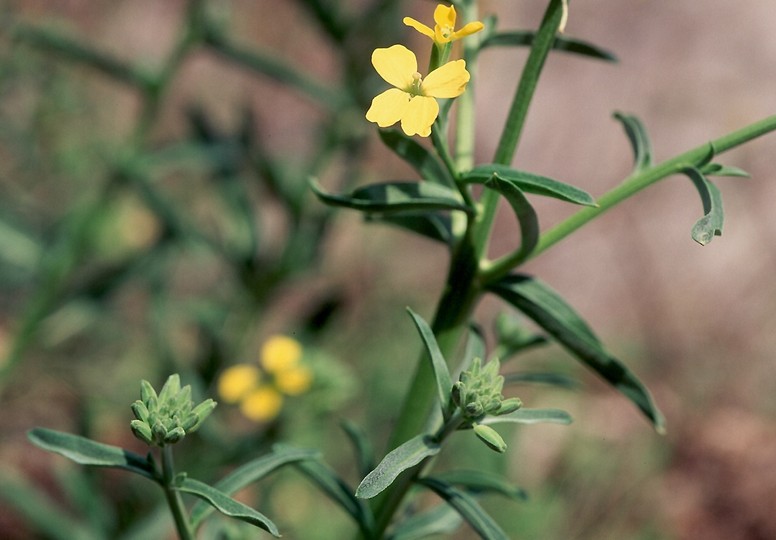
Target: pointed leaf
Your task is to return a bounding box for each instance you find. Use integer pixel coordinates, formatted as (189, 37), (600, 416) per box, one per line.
(379, 129), (453, 186)
(488, 275), (665, 432)
(482, 408), (573, 426)
(387, 503), (462, 540)
(418, 477), (509, 540)
(191, 445), (319, 526)
(311, 179), (472, 215)
(28, 428), (156, 480)
(407, 308), (453, 417)
(429, 470), (528, 500)
(481, 31), (618, 62)
(341, 420), (376, 479)
(503, 371), (578, 389)
(683, 167), (724, 245)
(356, 435), (440, 499)
(176, 478), (280, 536)
(493, 312), (548, 361)
(366, 213), (452, 244)
(484, 175), (539, 259)
(700, 163), (750, 178)
(464, 165), (596, 206)
(613, 112), (653, 171)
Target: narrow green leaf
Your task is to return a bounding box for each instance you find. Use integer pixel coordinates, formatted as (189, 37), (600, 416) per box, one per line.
(493, 312), (548, 361)
(28, 428), (156, 480)
(387, 504), (462, 540)
(177, 478), (280, 537)
(700, 163), (750, 178)
(503, 371), (578, 389)
(613, 112), (653, 171)
(356, 435), (441, 499)
(366, 213), (452, 244)
(379, 130), (453, 186)
(481, 31), (618, 62)
(488, 275), (665, 432)
(683, 167), (724, 245)
(341, 420), (376, 479)
(191, 445), (319, 526)
(484, 174), (540, 259)
(429, 470), (528, 500)
(460, 324), (487, 375)
(407, 308), (453, 417)
(482, 408), (573, 425)
(418, 477), (509, 540)
(464, 164), (596, 206)
(310, 179), (472, 215)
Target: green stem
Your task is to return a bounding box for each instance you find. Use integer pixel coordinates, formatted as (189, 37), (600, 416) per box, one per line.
(455, 1), (480, 172)
(481, 114), (776, 283)
(162, 446), (195, 540)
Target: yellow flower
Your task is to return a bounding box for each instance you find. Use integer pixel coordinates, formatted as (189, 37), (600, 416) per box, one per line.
(365, 45), (470, 137)
(403, 4), (484, 45)
(216, 335), (313, 422)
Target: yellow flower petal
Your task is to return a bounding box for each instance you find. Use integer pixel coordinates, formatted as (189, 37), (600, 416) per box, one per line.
(217, 364), (260, 403)
(453, 21), (485, 40)
(400, 96), (438, 138)
(366, 88), (410, 128)
(240, 386), (283, 422)
(421, 59), (470, 99)
(275, 366), (313, 396)
(403, 16), (435, 39)
(433, 4), (456, 30)
(261, 335), (302, 373)
(371, 45), (417, 91)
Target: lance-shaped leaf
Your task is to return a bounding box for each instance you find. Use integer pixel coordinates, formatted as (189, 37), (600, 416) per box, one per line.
(481, 31), (618, 63)
(387, 503), (462, 540)
(481, 408), (573, 426)
(417, 477), (509, 540)
(484, 175), (539, 259)
(503, 371), (578, 389)
(176, 478), (280, 537)
(429, 470), (528, 500)
(379, 129), (453, 186)
(683, 167), (724, 246)
(700, 162), (750, 178)
(191, 445), (319, 526)
(341, 420), (376, 479)
(366, 212), (452, 244)
(356, 435), (440, 499)
(488, 275), (665, 432)
(407, 308), (453, 417)
(463, 165), (596, 206)
(613, 112), (653, 171)
(28, 428), (156, 480)
(311, 180), (472, 215)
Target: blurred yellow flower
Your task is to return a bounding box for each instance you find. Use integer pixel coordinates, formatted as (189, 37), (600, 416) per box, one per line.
(217, 335), (313, 422)
(403, 4), (484, 45)
(365, 45), (470, 137)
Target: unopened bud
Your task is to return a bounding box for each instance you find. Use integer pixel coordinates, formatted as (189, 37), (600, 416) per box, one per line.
(130, 420), (154, 445)
(473, 423), (507, 453)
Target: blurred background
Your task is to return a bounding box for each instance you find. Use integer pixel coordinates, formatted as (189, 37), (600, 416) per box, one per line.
(1, 0), (775, 538)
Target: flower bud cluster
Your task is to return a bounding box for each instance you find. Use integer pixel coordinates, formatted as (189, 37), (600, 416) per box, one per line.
(452, 358), (521, 423)
(130, 374), (216, 447)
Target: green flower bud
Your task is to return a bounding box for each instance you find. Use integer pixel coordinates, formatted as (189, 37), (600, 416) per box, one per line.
(496, 397), (522, 416)
(152, 420), (168, 443)
(131, 400), (150, 423)
(164, 426), (186, 444)
(158, 374), (181, 407)
(185, 399), (217, 432)
(473, 423), (507, 453)
(140, 380), (158, 409)
(130, 420), (154, 445)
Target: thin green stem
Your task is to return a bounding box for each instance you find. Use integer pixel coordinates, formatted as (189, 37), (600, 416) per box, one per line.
(481, 115), (776, 283)
(162, 446), (195, 540)
(455, 1), (480, 172)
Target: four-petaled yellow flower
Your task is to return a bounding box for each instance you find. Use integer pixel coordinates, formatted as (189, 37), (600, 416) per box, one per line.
(217, 335), (313, 422)
(403, 4), (484, 45)
(365, 45), (470, 137)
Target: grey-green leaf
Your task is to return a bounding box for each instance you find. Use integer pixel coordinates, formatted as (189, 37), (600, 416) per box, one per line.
(191, 445), (319, 526)
(484, 175), (539, 259)
(488, 275), (665, 432)
(429, 470), (528, 500)
(366, 213), (452, 244)
(387, 504), (462, 540)
(28, 428), (156, 480)
(613, 112), (653, 171)
(418, 477), (509, 540)
(481, 31), (618, 63)
(176, 478), (280, 537)
(341, 420), (376, 479)
(464, 165), (596, 206)
(503, 371), (578, 389)
(683, 167), (724, 245)
(407, 308), (453, 417)
(379, 129), (453, 186)
(481, 408), (573, 425)
(311, 179), (472, 215)
(700, 163), (750, 178)
(356, 435), (441, 499)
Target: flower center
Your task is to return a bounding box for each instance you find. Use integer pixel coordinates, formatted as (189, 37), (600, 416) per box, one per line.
(410, 71), (423, 96)
(440, 24), (453, 39)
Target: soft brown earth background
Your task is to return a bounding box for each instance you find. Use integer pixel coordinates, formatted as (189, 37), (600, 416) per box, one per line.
(2, 1), (775, 538)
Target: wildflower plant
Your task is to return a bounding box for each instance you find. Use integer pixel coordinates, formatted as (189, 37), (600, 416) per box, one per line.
(19, 0), (776, 539)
